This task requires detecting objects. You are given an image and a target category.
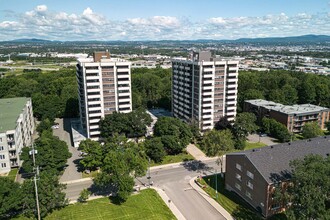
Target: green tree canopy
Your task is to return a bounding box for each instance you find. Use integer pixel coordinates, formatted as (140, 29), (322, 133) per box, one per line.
(100, 108), (152, 139)
(302, 122), (323, 139)
(21, 130), (71, 175)
(200, 129), (235, 157)
(0, 177), (23, 218)
(78, 139), (103, 171)
(144, 137), (166, 163)
(154, 117), (192, 147)
(287, 155), (330, 219)
(261, 118), (291, 142)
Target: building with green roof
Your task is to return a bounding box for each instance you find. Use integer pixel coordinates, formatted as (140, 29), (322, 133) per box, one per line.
(0, 97), (35, 174)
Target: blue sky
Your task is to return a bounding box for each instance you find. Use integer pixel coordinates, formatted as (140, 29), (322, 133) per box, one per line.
(0, 0), (329, 40)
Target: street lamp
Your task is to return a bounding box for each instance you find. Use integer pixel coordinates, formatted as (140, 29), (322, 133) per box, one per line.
(147, 157), (151, 188)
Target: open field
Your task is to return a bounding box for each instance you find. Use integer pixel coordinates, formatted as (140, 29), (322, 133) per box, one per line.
(15, 189), (176, 220)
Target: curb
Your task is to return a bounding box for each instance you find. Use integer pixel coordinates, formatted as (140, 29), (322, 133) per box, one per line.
(61, 177), (93, 184)
(151, 186), (186, 220)
(189, 177), (234, 220)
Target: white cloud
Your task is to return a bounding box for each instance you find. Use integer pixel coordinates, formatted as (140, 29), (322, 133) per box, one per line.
(35, 5), (47, 12)
(0, 5), (329, 41)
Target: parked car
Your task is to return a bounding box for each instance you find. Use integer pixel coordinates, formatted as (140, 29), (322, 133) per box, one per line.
(51, 125), (59, 129)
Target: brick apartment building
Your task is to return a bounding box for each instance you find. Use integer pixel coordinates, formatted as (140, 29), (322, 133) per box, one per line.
(244, 99), (330, 133)
(225, 136), (330, 217)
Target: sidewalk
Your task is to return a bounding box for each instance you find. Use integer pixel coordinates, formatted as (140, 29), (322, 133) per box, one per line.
(189, 177), (234, 220)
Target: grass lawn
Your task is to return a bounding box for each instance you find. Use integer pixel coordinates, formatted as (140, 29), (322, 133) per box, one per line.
(197, 174), (262, 220)
(7, 168), (18, 181)
(151, 152), (194, 166)
(82, 170), (99, 179)
(47, 189), (175, 220)
(244, 142), (267, 150)
(16, 189), (176, 220)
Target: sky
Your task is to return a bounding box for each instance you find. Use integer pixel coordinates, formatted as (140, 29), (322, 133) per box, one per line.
(0, 0), (329, 41)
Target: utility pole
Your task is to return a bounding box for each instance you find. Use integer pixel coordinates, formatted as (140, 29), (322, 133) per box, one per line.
(30, 144), (41, 220)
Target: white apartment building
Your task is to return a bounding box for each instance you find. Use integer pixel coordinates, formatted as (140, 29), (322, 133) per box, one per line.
(0, 97), (34, 174)
(76, 51), (132, 141)
(172, 51), (238, 131)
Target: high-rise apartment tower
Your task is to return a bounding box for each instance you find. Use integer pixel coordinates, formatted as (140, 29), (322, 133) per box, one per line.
(76, 51), (132, 140)
(172, 51), (238, 131)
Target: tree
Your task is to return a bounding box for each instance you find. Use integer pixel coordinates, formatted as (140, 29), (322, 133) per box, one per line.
(21, 173), (67, 218)
(36, 118), (53, 134)
(302, 122), (323, 139)
(0, 177), (23, 218)
(154, 117), (192, 147)
(161, 135), (183, 155)
(215, 116), (232, 131)
(21, 130), (71, 175)
(200, 129), (235, 157)
(94, 136), (148, 202)
(78, 189), (91, 203)
(287, 155), (330, 219)
(78, 139), (103, 171)
(144, 137), (166, 163)
(232, 112), (258, 138)
(261, 118), (291, 142)
(99, 109), (152, 139)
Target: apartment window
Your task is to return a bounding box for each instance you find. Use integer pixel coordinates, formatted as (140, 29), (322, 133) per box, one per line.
(247, 180), (254, 190)
(0, 155), (5, 159)
(245, 191), (252, 199)
(0, 138), (2, 142)
(0, 146), (3, 151)
(236, 163), (242, 171)
(1, 163), (6, 168)
(236, 173), (242, 181)
(235, 183), (241, 191)
(247, 171), (254, 179)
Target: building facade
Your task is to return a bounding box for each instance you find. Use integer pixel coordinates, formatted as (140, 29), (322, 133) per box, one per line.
(76, 51), (132, 141)
(244, 99), (330, 133)
(172, 51), (239, 131)
(225, 136), (330, 217)
(0, 97), (34, 174)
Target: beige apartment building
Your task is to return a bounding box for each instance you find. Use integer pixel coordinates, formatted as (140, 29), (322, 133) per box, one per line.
(0, 97), (34, 174)
(76, 51), (132, 140)
(172, 51), (239, 131)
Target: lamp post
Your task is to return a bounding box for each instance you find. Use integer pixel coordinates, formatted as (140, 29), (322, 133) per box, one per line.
(215, 169), (218, 199)
(29, 144), (40, 220)
(147, 157), (151, 188)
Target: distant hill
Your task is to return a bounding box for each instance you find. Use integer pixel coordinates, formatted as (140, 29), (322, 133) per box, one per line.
(233, 34), (330, 43)
(2, 35), (330, 44)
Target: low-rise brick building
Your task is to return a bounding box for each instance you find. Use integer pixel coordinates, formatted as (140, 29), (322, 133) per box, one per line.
(225, 136), (330, 217)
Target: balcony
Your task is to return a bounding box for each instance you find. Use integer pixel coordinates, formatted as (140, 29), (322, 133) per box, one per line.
(9, 154), (17, 159)
(227, 78), (238, 83)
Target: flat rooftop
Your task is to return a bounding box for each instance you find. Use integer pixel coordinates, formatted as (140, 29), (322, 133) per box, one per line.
(246, 99), (329, 115)
(0, 97), (29, 133)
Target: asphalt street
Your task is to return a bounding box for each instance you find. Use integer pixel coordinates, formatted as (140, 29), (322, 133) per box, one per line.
(65, 159), (226, 220)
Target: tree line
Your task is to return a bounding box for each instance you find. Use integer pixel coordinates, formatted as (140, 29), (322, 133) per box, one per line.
(0, 67), (79, 121)
(0, 121), (71, 219)
(238, 70), (330, 112)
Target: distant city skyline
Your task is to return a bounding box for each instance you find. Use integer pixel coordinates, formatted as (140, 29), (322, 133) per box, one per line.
(0, 0), (329, 41)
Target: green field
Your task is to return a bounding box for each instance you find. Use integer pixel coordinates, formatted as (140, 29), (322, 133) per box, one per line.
(15, 189), (176, 220)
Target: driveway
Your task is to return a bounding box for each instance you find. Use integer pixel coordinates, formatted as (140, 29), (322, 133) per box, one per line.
(53, 118), (82, 182)
(247, 134), (277, 146)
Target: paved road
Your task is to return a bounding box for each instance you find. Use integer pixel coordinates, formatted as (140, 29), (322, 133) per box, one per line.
(53, 118), (82, 182)
(65, 159), (226, 220)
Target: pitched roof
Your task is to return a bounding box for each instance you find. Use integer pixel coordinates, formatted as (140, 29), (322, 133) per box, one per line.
(228, 136), (330, 184)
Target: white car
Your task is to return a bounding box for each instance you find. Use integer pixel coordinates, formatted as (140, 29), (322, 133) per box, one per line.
(51, 125), (59, 129)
